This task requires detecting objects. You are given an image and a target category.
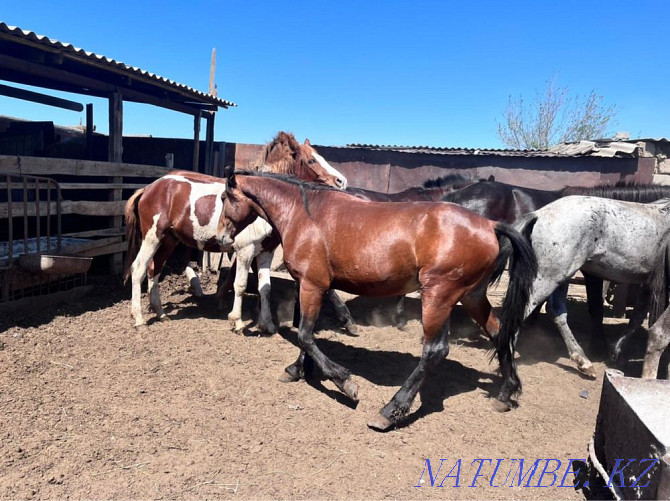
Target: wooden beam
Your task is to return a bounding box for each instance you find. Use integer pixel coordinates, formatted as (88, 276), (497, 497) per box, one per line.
(205, 112), (215, 176)
(0, 82), (84, 111)
(86, 103), (94, 159)
(0, 200), (127, 219)
(193, 111), (201, 172)
(0, 155), (172, 178)
(108, 92), (123, 163)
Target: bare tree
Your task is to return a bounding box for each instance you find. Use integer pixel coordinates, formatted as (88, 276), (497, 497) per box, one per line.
(496, 78), (618, 150)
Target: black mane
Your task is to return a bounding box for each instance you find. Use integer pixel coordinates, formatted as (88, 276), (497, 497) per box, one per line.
(561, 183), (670, 203)
(422, 173), (472, 189)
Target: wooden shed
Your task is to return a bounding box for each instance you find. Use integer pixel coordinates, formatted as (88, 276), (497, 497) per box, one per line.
(0, 22), (235, 303)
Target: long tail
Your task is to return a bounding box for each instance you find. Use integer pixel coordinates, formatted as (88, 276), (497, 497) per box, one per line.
(491, 219), (538, 396)
(123, 187), (145, 284)
(648, 238), (670, 327)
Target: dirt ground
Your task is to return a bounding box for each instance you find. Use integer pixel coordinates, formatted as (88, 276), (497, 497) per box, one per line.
(0, 264), (658, 500)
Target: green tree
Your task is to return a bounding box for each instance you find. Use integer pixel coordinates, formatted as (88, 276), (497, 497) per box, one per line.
(496, 78), (618, 150)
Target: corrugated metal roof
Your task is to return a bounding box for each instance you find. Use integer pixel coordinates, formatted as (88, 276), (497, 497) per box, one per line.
(348, 140), (642, 158)
(346, 144), (571, 157)
(0, 22), (236, 109)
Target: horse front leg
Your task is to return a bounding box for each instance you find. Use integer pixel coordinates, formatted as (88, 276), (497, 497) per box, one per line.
(227, 244), (256, 332)
(287, 282), (358, 401)
(255, 250), (277, 334)
(642, 304), (670, 379)
(546, 282), (596, 378)
(368, 287), (455, 432)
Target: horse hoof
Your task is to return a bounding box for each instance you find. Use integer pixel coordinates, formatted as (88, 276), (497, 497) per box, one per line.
(578, 364), (597, 379)
(158, 315), (170, 322)
(394, 318), (408, 331)
(278, 371), (301, 383)
(342, 379), (359, 402)
(367, 413), (393, 432)
(343, 321), (359, 336)
(259, 323), (278, 336)
(491, 399), (512, 413)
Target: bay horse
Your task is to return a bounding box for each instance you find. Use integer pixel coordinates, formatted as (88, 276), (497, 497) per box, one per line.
(123, 132), (347, 328)
(511, 196), (670, 376)
(220, 170), (537, 430)
(442, 179), (670, 376)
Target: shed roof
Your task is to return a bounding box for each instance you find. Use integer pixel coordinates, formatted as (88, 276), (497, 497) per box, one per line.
(0, 22), (236, 115)
(348, 140), (643, 158)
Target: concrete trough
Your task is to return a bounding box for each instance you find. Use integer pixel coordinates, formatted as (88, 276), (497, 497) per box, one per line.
(589, 369), (670, 499)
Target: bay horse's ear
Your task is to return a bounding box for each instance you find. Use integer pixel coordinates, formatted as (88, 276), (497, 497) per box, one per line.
(224, 165), (236, 188)
(304, 138), (311, 146)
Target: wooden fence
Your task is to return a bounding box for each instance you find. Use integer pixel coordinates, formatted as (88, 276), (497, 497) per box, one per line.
(0, 155), (172, 274)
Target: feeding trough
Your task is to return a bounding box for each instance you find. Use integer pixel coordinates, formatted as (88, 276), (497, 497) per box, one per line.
(585, 369), (670, 500)
(18, 254), (92, 275)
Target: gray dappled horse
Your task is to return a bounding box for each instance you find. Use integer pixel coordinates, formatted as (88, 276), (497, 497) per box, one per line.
(512, 196), (670, 377)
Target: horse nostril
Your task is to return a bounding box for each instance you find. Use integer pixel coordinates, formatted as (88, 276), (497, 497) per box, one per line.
(336, 178), (345, 188)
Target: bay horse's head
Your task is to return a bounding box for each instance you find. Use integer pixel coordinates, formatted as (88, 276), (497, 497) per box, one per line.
(219, 169), (263, 247)
(256, 132), (347, 189)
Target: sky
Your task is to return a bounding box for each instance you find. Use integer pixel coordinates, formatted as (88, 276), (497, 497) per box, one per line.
(1, 1), (669, 148)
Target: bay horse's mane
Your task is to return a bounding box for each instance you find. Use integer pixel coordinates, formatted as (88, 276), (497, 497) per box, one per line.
(253, 131), (305, 174)
(422, 173), (472, 189)
(560, 182), (670, 203)
(234, 170), (342, 217)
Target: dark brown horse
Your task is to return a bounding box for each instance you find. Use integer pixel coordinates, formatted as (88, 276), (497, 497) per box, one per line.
(346, 173), (474, 202)
(124, 132), (348, 328)
(220, 170), (537, 430)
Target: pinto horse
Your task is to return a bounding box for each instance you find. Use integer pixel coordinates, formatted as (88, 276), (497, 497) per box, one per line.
(123, 132), (347, 328)
(442, 179), (670, 376)
(220, 170), (537, 430)
(511, 196), (670, 376)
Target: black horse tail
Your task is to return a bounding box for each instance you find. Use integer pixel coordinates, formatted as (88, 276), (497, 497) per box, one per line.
(648, 238), (670, 327)
(490, 219), (538, 397)
(123, 187), (145, 285)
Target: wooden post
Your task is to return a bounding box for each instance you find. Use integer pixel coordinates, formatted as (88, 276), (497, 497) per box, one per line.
(193, 111), (201, 172)
(204, 112), (215, 176)
(108, 92), (123, 274)
(165, 153), (174, 169)
(86, 103), (93, 160)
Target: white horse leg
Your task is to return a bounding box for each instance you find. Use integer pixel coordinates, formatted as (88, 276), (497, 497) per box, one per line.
(130, 229), (161, 327)
(256, 250), (277, 334)
(184, 266), (203, 297)
(228, 243), (255, 332)
(546, 282), (596, 378)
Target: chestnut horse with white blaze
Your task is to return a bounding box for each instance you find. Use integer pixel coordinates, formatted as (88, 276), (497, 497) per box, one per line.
(220, 170), (537, 431)
(123, 132), (347, 329)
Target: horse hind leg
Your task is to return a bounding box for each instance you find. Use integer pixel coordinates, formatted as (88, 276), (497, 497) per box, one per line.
(368, 287), (457, 431)
(459, 284), (500, 341)
(146, 234), (179, 322)
(129, 220), (163, 327)
(326, 290), (358, 335)
(546, 282), (596, 378)
(610, 286), (650, 366)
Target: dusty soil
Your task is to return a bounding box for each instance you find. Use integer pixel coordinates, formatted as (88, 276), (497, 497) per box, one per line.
(0, 266), (657, 500)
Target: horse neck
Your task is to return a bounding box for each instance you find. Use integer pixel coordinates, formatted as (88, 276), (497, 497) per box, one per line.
(239, 177), (309, 234)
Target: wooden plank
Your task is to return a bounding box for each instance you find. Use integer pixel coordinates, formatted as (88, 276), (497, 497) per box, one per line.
(75, 241), (127, 258)
(0, 155), (172, 178)
(0, 83), (84, 112)
(63, 227), (126, 238)
(57, 182), (148, 190)
(60, 236), (122, 255)
(1, 200), (127, 218)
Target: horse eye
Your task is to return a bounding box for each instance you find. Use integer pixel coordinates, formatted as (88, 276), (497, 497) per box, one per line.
(308, 159), (316, 165)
